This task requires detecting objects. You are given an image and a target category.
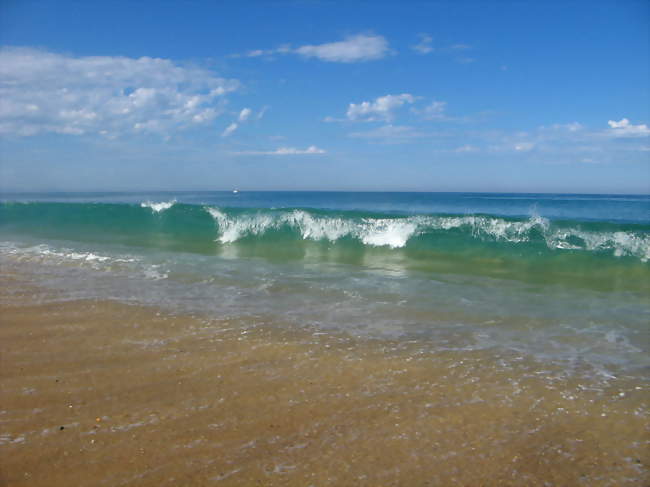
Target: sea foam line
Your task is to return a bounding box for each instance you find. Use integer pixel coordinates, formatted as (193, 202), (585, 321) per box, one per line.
(0, 242), (161, 276)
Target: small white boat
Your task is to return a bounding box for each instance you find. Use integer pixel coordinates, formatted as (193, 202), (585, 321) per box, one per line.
(232, 189), (239, 194)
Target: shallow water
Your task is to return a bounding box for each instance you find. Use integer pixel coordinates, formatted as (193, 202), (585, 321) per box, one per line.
(1, 191), (648, 378)
(0, 273), (648, 486)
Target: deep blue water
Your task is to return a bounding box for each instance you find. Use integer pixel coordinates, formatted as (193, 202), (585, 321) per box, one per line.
(2, 191), (648, 223)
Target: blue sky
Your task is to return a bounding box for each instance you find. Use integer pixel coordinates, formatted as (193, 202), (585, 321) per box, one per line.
(0, 0), (648, 193)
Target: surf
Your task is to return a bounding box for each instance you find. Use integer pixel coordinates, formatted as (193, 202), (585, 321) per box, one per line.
(1, 201), (649, 260)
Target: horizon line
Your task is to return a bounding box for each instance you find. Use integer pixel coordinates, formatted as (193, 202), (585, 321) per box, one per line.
(1, 189), (649, 196)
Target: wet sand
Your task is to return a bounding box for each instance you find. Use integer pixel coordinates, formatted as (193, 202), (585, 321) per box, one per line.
(0, 272), (648, 486)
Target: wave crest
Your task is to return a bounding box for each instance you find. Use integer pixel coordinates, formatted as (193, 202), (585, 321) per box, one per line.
(204, 207), (649, 260)
(207, 208), (421, 248)
(141, 200), (176, 213)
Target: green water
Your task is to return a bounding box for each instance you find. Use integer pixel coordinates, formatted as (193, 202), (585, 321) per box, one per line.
(1, 201), (648, 293)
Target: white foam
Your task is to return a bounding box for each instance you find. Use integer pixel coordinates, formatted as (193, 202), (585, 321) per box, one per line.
(429, 214), (550, 242)
(140, 199), (176, 213)
(204, 208), (650, 259)
(292, 211), (419, 248)
(206, 207), (276, 243)
(0, 242), (139, 269)
(286, 210), (352, 241)
(206, 207), (421, 248)
(359, 219), (419, 248)
(547, 229), (650, 262)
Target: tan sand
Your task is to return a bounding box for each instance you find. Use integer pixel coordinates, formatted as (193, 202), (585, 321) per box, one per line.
(0, 272), (648, 486)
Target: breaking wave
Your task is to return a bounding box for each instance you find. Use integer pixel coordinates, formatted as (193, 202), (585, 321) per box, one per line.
(1, 201), (648, 262)
(141, 199), (176, 213)
(205, 208), (650, 261)
(206, 208), (419, 248)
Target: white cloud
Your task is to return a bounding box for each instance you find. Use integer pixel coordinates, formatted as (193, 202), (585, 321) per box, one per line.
(235, 34), (391, 63)
(608, 119), (630, 128)
(0, 47), (238, 137)
(221, 107), (263, 137)
(246, 49), (265, 58)
(294, 34), (390, 63)
(276, 145), (325, 154)
(412, 41), (471, 56)
(420, 101), (447, 120)
(221, 122), (238, 137)
(233, 145), (326, 155)
(606, 118), (650, 137)
(346, 94), (415, 122)
(412, 34), (433, 54)
(238, 45), (291, 59)
(476, 119), (650, 161)
(487, 122), (593, 154)
(238, 108), (252, 122)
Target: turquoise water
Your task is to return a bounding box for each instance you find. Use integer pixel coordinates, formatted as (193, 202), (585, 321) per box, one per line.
(1, 191), (649, 376)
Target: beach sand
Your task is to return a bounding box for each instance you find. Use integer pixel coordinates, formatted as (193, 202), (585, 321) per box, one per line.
(0, 270), (648, 486)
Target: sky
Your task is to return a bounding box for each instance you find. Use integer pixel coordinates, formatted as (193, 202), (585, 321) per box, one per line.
(0, 0), (648, 193)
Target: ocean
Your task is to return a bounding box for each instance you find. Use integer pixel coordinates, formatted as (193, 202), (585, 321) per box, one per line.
(1, 190), (649, 485)
(1, 191), (648, 377)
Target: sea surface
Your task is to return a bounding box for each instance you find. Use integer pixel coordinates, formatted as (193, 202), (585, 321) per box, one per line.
(1, 191), (649, 378)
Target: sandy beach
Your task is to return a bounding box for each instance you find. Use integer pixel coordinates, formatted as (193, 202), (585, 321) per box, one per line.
(0, 268), (648, 486)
